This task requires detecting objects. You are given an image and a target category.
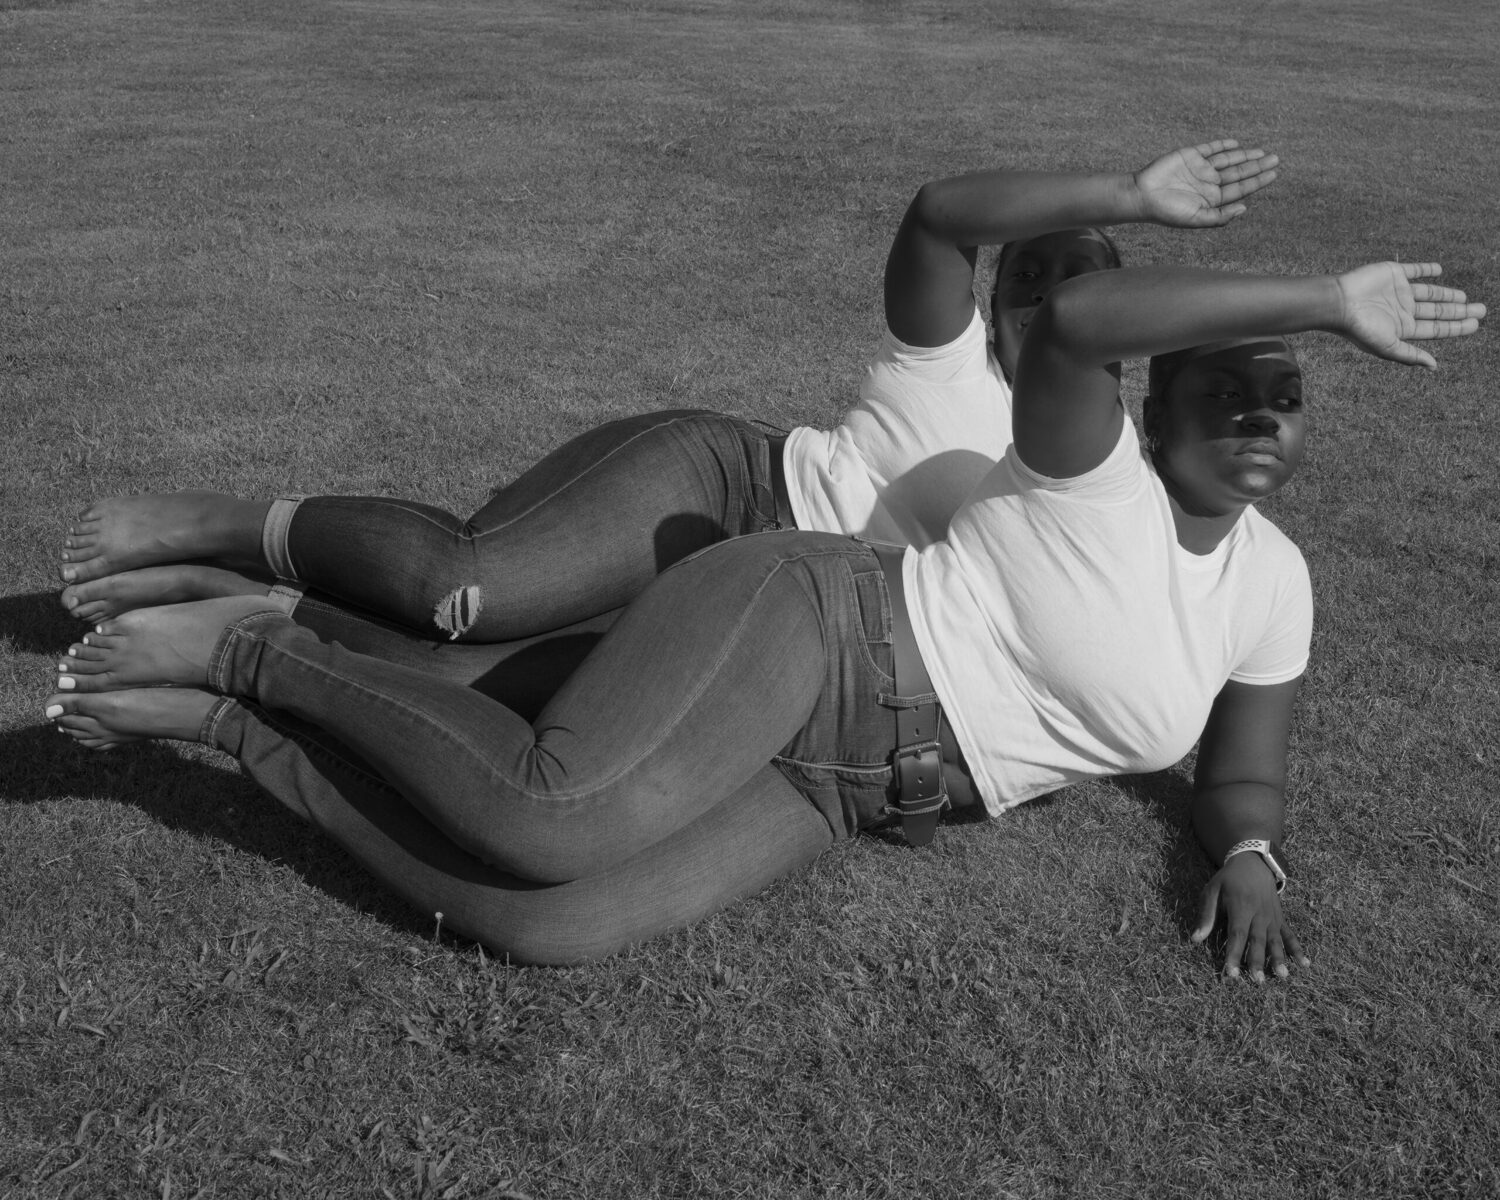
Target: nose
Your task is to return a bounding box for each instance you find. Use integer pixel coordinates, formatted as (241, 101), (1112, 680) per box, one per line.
(1238, 408), (1281, 435)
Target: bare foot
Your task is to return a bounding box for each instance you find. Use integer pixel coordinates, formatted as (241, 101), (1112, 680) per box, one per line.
(44, 688), (219, 749)
(59, 492), (270, 586)
(61, 563), (273, 623)
(55, 597), (285, 693)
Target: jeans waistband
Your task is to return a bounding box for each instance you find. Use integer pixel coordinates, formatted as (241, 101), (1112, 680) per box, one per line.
(870, 543), (976, 841)
(764, 434), (796, 530)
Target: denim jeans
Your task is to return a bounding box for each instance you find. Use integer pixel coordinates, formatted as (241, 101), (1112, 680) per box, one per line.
(291, 592), (619, 721)
(268, 409), (784, 642)
(206, 532), (905, 963)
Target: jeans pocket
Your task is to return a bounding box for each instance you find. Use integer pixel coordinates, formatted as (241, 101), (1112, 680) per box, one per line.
(740, 427), (782, 532)
(847, 561), (895, 689)
(771, 758), (895, 839)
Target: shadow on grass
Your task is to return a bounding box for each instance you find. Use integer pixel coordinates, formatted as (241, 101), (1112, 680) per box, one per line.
(0, 719), (427, 938)
(0, 589), (77, 655)
(1112, 770), (1216, 937)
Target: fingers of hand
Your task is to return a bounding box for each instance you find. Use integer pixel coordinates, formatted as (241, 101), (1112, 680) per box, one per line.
(1282, 925), (1311, 969)
(1216, 153), (1277, 184)
(1191, 878), (1223, 943)
(1392, 340), (1438, 370)
(1222, 918), (1249, 979)
(1194, 139), (1241, 159)
(1268, 936), (1289, 980)
(1399, 262), (1443, 280)
(1220, 171), (1278, 204)
(1412, 319), (1479, 341)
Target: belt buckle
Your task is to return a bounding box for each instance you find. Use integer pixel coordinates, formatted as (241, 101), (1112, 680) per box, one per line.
(893, 736), (947, 847)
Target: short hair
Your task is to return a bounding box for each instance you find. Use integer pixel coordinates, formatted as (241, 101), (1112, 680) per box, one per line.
(991, 227), (1123, 301)
(1148, 345), (1197, 401)
(1149, 338), (1300, 401)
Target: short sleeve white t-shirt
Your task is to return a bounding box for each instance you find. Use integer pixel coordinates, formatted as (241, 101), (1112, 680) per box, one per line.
(783, 307), (1010, 548)
(905, 418), (1313, 816)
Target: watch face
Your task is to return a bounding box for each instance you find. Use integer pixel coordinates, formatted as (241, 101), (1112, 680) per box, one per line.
(1268, 841), (1290, 876)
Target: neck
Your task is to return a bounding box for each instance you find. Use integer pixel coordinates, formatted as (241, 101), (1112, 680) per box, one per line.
(1157, 468), (1246, 555)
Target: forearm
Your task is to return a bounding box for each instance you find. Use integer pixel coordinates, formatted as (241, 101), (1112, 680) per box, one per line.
(1191, 780), (1286, 865)
(909, 169), (1140, 248)
(1038, 267), (1346, 369)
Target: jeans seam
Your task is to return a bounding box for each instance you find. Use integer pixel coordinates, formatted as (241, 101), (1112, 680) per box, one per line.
(224, 620), (549, 805)
(245, 702), (404, 795)
(467, 411), (729, 539)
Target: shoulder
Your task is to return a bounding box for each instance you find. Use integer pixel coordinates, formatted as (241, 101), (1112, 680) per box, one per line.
(1234, 509), (1311, 590)
(1011, 412), (1144, 496)
(878, 303), (987, 362)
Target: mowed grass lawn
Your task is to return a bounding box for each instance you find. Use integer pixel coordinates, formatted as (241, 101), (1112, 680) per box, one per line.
(2, 0), (1497, 1196)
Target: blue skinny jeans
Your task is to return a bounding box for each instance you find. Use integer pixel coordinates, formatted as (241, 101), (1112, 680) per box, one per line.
(267, 409), (785, 642)
(206, 532), (907, 964)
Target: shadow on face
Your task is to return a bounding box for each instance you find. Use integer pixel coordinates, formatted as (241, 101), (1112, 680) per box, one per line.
(1144, 338), (1307, 515)
(991, 228), (1121, 380)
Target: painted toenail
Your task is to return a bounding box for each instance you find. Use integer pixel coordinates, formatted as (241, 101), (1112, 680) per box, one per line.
(81, 636), (91, 646)
(62, 569), (75, 582)
(66, 648), (77, 657)
(45, 704), (64, 719)
(58, 676), (76, 690)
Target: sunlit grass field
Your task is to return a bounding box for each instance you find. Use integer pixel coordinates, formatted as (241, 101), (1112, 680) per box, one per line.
(2, 1), (1497, 1196)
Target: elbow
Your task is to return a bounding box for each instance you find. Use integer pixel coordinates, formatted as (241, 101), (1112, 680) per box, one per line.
(907, 181), (947, 235)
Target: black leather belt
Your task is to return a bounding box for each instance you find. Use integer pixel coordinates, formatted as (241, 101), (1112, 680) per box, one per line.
(764, 433), (796, 530)
(871, 542), (953, 846)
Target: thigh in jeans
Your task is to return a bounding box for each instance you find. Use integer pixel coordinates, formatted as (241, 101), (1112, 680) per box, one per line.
(283, 410), (781, 641)
(770, 549), (898, 840)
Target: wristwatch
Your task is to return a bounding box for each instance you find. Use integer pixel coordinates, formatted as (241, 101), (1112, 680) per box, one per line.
(1223, 838), (1289, 893)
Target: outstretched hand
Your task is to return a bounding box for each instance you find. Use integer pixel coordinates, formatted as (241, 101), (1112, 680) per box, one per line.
(1134, 139), (1279, 228)
(1191, 853), (1307, 982)
(1334, 262), (1486, 370)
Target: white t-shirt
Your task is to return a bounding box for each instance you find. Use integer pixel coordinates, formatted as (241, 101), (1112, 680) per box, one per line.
(783, 307), (1009, 548)
(906, 418), (1313, 816)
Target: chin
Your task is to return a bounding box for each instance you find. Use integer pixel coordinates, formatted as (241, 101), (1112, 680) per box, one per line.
(1231, 471), (1290, 503)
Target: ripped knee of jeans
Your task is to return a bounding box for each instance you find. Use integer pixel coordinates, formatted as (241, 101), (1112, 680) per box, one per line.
(433, 585), (483, 640)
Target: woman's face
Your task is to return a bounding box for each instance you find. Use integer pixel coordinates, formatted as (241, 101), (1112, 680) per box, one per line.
(992, 229), (1117, 379)
(1148, 339), (1307, 516)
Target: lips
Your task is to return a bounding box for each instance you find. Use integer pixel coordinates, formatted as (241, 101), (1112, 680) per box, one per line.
(1237, 439), (1282, 460)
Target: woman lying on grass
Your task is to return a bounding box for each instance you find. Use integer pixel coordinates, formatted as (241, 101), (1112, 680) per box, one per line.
(43, 260), (1482, 973)
(55, 140), (1275, 672)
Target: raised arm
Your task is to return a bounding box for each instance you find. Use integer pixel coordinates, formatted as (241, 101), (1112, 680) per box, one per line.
(1012, 262), (1484, 478)
(883, 140), (1279, 347)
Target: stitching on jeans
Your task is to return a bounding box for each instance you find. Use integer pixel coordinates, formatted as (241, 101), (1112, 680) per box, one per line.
(467, 411), (735, 538)
(224, 544), (876, 808)
(248, 703), (405, 794)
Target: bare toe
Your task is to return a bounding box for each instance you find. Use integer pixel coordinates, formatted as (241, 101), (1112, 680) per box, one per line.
(45, 689), (215, 747)
(63, 564), (272, 622)
(56, 492), (265, 586)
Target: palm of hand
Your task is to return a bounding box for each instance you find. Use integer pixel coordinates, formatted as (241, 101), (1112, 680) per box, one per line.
(1138, 151), (1226, 226)
(1339, 264), (1418, 360)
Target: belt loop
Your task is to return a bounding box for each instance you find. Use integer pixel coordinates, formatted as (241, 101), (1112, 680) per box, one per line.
(871, 542), (947, 847)
(765, 433), (796, 530)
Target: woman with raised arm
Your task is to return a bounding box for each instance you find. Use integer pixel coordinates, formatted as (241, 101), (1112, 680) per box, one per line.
(56, 142), (1274, 655)
(44, 261), (1480, 971)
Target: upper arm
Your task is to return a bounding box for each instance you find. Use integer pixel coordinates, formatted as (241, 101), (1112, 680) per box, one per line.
(1194, 677), (1302, 793)
(1008, 279), (1125, 478)
(883, 186), (981, 348)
